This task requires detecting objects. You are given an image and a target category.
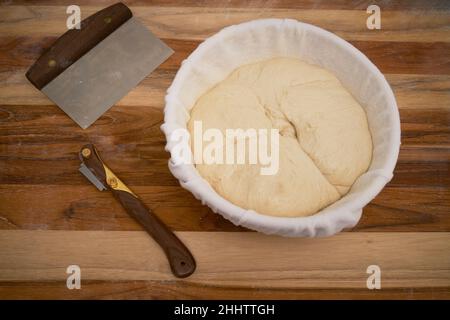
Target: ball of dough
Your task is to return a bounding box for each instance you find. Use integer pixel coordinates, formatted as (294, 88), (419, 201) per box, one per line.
(188, 58), (372, 217)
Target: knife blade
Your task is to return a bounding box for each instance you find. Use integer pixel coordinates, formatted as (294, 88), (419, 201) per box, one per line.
(79, 163), (106, 191)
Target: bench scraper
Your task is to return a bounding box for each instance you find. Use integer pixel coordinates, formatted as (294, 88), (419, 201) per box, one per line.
(26, 2), (173, 129)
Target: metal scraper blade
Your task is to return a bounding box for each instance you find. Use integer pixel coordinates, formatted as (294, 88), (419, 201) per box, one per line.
(41, 18), (173, 129)
(79, 163), (107, 191)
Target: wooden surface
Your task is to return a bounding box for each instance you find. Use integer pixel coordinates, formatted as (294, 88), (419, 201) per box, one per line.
(0, 1), (449, 299)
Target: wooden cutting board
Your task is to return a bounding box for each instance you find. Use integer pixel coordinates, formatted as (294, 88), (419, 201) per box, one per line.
(0, 0), (449, 299)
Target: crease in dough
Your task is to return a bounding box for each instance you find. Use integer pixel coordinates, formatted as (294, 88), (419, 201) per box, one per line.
(188, 58), (373, 217)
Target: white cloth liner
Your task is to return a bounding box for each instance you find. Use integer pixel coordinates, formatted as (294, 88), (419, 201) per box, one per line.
(161, 19), (401, 237)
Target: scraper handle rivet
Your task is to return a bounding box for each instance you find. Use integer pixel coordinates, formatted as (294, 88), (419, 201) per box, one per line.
(48, 59), (56, 67)
(81, 148), (91, 158)
(104, 16), (112, 24)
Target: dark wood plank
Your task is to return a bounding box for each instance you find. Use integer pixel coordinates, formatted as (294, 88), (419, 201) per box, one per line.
(399, 108), (450, 145)
(1, 106), (449, 149)
(1, 184), (449, 232)
(351, 41), (450, 75)
(1, 281), (449, 300)
(0, 106), (449, 188)
(5, 35), (450, 80)
(386, 74), (450, 111)
(357, 187), (450, 231)
(2, 37), (450, 77)
(6, 0), (450, 11)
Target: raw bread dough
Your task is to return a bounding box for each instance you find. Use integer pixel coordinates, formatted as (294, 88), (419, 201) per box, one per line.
(188, 58), (373, 217)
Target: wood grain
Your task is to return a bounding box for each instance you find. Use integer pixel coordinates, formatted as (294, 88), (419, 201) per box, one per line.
(2, 6), (450, 42)
(8, 0), (450, 11)
(0, 182), (449, 232)
(2, 281), (450, 300)
(1, 38), (450, 107)
(1, 126), (448, 185)
(0, 1), (449, 299)
(0, 231), (448, 291)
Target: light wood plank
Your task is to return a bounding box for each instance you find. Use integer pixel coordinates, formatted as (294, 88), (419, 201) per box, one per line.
(0, 231), (449, 289)
(1, 6), (449, 42)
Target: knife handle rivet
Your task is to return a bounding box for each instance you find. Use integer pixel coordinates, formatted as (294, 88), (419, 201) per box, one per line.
(48, 59), (56, 67)
(81, 148), (91, 158)
(108, 177), (118, 188)
(104, 16), (112, 24)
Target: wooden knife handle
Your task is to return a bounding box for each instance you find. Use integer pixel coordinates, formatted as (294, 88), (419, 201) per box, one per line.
(79, 144), (196, 278)
(111, 189), (196, 278)
(26, 2), (132, 90)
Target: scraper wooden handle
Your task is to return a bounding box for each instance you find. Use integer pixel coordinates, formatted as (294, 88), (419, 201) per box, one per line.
(26, 3), (132, 90)
(79, 144), (196, 278)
